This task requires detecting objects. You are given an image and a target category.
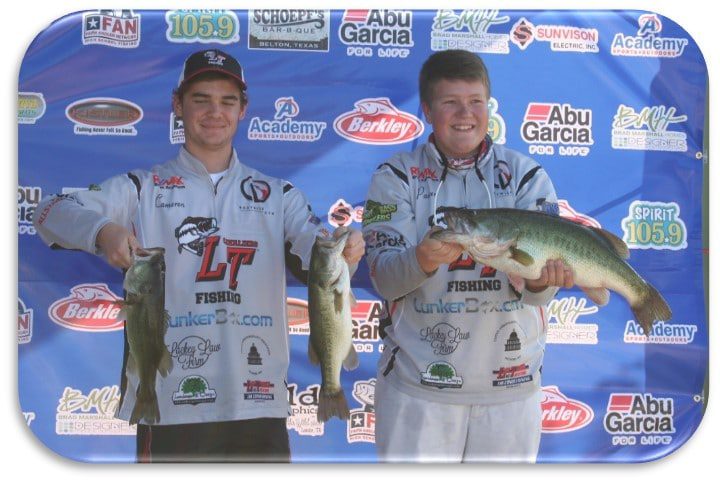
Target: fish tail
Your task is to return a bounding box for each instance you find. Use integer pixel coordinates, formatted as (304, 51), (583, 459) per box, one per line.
(632, 283), (672, 334)
(317, 387), (350, 423)
(130, 386), (160, 425)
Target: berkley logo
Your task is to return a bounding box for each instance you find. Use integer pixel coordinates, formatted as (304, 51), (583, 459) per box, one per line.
(333, 98), (423, 145)
(541, 386), (594, 433)
(66, 98), (143, 127)
(49, 284), (124, 332)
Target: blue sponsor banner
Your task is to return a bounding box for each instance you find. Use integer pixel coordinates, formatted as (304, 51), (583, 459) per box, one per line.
(18, 9), (707, 463)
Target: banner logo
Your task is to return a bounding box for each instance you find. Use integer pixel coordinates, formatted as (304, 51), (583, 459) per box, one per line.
(49, 284), (124, 332)
(334, 98), (423, 145)
(431, 9), (510, 54)
(541, 386), (594, 433)
(166, 10), (239, 44)
(248, 97), (326, 142)
(66, 98), (143, 136)
(611, 14), (688, 58)
(18, 92), (46, 124)
(621, 201), (687, 250)
(249, 10), (329, 51)
(340, 10), (413, 58)
(82, 10), (141, 48)
(611, 104), (688, 152)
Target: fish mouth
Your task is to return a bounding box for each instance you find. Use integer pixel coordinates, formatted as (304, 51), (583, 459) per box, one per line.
(315, 228), (350, 251)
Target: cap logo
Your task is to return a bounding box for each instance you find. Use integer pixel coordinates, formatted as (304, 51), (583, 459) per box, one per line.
(204, 51), (226, 66)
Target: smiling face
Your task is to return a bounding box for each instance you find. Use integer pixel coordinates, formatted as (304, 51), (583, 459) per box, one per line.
(172, 77), (247, 161)
(422, 79), (489, 159)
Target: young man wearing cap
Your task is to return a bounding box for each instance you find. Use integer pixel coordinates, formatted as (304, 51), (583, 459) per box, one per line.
(362, 50), (573, 463)
(34, 49), (364, 463)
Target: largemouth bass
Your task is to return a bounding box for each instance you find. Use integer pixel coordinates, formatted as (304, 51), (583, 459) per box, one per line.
(431, 208), (671, 333)
(120, 247), (172, 425)
(308, 228), (359, 422)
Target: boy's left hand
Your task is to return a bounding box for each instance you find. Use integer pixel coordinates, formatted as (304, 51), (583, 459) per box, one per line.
(525, 259), (574, 292)
(334, 227), (365, 265)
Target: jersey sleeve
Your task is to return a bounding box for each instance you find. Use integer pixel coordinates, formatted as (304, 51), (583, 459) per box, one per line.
(282, 182), (323, 276)
(362, 162), (429, 301)
(33, 172), (141, 255)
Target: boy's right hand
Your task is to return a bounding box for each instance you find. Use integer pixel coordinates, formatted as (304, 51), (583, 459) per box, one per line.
(415, 227), (464, 275)
(96, 222), (140, 269)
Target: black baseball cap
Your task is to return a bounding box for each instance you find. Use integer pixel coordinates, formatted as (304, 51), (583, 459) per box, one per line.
(178, 49), (246, 90)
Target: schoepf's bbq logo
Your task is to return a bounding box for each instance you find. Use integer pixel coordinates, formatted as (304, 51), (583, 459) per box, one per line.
(605, 393), (675, 447)
(82, 10), (141, 48)
(249, 10), (329, 51)
(49, 284), (124, 332)
(521, 102), (593, 157)
(334, 98), (423, 145)
(541, 386), (594, 433)
(339, 10), (413, 58)
(611, 14), (688, 58)
(66, 98), (143, 136)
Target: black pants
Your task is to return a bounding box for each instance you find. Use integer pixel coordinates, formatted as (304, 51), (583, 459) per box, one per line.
(136, 418), (290, 463)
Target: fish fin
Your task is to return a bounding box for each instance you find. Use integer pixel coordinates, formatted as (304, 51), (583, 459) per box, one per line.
(308, 340), (321, 366)
(343, 344), (359, 371)
(131, 386), (160, 425)
(317, 388), (350, 422)
(163, 310), (171, 329)
(507, 274), (526, 293)
(126, 353), (138, 376)
(158, 347), (173, 377)
(581, 286), (610, 306)
(510, 246), (534, 266)
(631, 283), (672, 334)
(333, 290), (344, 314)
(349, 290), (358, 308)
(589, 227), (630, 259)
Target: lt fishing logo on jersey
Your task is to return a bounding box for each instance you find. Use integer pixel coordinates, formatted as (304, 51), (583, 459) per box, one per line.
(250, 10), (329, 51)
(605, 393), (675, 447)
(248, 97), (326, 142)
(339, 10), (414, 59)
(611, 104), (688, 152)
(510, 17), (599, 53)
(82, 10), (141, 48)
(430, 9), (510, 54)
(521, 103), (593, 157)
(611, 14), (688, 58)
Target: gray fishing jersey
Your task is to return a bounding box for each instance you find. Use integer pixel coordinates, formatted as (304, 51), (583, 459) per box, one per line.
(363, 137), (559, 405)
(34, 147), (322, 424)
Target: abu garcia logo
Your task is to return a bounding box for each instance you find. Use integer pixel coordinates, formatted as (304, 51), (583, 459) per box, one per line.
(248, 97), (326, 142)
(521, 102), (593, 157)
(605, 393), (675, 446)
(340, 10), (413, 58)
